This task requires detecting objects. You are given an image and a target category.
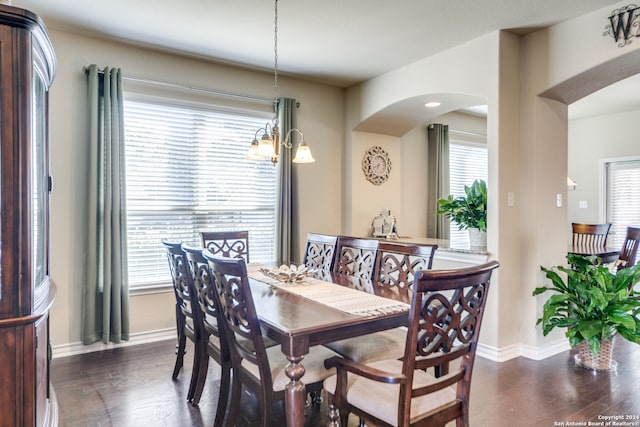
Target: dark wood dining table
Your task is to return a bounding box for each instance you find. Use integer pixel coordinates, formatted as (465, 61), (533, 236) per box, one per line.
(248, 268), (410, 427)
(568, 243), (620, 264)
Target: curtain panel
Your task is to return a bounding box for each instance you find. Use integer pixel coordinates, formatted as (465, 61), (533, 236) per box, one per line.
(82, 64), (130, 345)
(275, 97), (298, 265)
(427, 123), (450, 239)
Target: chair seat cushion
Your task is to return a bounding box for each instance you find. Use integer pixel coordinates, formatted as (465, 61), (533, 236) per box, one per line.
(323, 358), (457, 426)
(323, 327), (406, 363)
(241, 345), (339, 392)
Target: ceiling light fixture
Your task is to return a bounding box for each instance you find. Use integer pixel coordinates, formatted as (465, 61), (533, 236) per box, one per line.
(246, 0), (314, 165)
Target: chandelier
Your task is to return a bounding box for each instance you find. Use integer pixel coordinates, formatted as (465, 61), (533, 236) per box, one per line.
(245, 0), (315, 165)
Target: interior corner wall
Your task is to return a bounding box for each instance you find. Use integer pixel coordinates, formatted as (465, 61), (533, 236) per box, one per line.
(45, 28), (344, 351)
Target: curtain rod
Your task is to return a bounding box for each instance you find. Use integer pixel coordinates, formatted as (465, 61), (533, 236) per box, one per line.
(82, 66), (282, 106)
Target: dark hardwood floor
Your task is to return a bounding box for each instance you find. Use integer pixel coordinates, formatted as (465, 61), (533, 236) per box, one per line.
(51, 336), (640, 426)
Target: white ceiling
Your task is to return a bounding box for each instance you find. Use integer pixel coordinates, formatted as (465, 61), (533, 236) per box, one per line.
(11, 0), (640, 121)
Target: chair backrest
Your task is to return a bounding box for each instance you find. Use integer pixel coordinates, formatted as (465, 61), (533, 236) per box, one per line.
(618, 226), (640, 269)
(303, 233), (338, 271)
(333, 236), (379, 280)
(182, 245), (223, 344)
(200, 231), (250, 262)
(203, 252), (274, 390)
(162, 240), (200, 336)
(373, 241), (438, 303)
(571, 223), (611, 248)
(399, 260), (499, 426)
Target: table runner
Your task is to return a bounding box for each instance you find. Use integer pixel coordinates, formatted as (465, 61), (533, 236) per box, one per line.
(247, 265), (409, 317)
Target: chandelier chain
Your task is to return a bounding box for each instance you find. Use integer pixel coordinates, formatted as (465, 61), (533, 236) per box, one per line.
(273, 0), (279, 100)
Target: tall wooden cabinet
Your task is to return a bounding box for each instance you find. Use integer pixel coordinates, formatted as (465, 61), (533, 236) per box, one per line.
(0, 4), (57, 427)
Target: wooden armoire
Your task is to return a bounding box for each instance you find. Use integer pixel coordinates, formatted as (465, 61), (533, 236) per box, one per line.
(0, 4), (57, 427)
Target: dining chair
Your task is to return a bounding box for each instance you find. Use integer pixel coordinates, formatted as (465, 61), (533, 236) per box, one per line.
(203, 252), (339, 427)
(181, 245), (231, 425)
(323, 260), (500, 427)
(571, 223), (611, 248)
(333, 236), (380, 280)
(617, 226), (640, 270)
(303, 232), (338, 271)
(162, 240), (204, 404)
(323, 242), (438, 364)
(200, 230), (250, 262)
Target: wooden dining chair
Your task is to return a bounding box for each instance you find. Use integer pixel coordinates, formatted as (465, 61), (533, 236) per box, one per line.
(333, 236), (380, 280)
(181, 245), (231, 425)
(617, 226), (640, 270)
(200, 230), (250, 262)
(323, 242), (438, 364)
(303, 232), (338, 271)
(571, 223), (611, 248)
(162, 240), (204, 404)
(323, 260), (500, 427)
(203, 252), (339, 427)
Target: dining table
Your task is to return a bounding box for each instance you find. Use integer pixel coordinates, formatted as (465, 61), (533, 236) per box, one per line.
(246, 265), (410, 427)
(567, 243), (620, 264)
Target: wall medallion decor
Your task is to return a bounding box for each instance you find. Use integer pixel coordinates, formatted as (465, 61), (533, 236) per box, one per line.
(362, 145), (391, 185)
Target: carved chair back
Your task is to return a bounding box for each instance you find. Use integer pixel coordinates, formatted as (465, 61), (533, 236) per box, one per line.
(303, 233), (338, 271)
(333, 236), (379, 280)
(373, 241), (438, 303)
(200, 230), (250, 262)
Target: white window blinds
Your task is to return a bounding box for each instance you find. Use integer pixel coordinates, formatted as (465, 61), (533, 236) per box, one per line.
(124, 99), (276, 290)
(448, 140), (488, 247)
(606, 159), (640, 251)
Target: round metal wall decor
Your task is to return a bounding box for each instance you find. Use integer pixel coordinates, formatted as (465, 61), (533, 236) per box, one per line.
(362, 145), (391, 185)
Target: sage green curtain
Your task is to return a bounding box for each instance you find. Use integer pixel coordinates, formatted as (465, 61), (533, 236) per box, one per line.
(82, 65), (130, 345)
(275, 97), (297, 264)
(427, 123), (450, 239)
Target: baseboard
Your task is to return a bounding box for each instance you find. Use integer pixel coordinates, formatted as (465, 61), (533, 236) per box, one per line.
(51, 328), (176, 359)
(52, 328), (571, 363)
(477, 338), (570, 362)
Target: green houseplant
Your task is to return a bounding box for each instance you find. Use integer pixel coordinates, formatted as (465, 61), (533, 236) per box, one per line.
(533, 254), (640, 370)
(436, 179), (487, 232)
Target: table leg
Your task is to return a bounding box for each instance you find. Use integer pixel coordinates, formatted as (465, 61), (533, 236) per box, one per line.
(284, 354), (306, 427)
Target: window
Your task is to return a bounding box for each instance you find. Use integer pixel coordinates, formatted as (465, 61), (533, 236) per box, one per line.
(605, 158), (640, 252)
(448, 134), (488, 247)
(124, 98), (276, 290)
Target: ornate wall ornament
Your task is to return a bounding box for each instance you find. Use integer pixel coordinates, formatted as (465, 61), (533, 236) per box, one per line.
(362, 145), (391, 185)
(603, 4), (640, 47)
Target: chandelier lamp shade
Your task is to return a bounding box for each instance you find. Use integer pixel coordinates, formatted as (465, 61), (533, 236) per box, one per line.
(245, 0), (315, 165)
(246, 120), (315, 164)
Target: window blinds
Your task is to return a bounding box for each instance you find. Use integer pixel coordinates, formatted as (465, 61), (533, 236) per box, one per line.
(448, 141), (488, 247)
(124, 99), (276, 289)
(606, 160), (640, 251)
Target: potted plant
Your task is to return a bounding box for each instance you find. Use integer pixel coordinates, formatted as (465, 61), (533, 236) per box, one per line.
(436, 179), (487, 248)
(533, 254), (640, 370)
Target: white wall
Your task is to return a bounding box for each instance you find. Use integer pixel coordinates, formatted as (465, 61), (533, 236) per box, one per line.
(568, 109), (640, 226)
(47, 29), (344, 352)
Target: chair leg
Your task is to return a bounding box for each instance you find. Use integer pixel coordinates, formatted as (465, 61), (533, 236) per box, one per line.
(213, 361), (232, 427)
(172, 315), (186, 380)
(190, 342), (210, 406)
(261, 387), (274, 427)
(186, 339), (202, 402)
(226, 369), (243, 427)
(327, 394), (340, 427)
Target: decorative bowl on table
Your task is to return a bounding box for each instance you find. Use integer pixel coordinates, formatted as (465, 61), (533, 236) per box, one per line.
(259, 264), (314, 282)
